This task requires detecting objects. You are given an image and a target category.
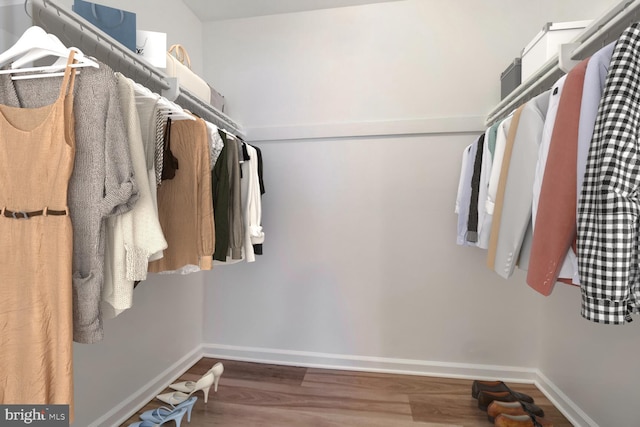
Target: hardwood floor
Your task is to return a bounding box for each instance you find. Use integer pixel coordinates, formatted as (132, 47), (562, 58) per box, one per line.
(120, 358), (573, 426)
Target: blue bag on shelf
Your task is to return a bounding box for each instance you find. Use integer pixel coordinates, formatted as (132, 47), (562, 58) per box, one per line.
(72, 0), (136, 52)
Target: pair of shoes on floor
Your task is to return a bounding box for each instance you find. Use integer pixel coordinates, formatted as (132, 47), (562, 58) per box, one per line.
(156, 362), (224, 405)
(472, 380), (552, 426)
(489, 402), (553, 426)
(127, 401), (192, 427)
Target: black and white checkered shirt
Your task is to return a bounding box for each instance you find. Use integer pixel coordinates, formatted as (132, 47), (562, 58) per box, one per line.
(577, 23), (640, 324)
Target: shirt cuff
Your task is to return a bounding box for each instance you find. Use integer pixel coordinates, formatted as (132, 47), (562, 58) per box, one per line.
(200, 255), (213, 270)
(581, 293), (632, 325)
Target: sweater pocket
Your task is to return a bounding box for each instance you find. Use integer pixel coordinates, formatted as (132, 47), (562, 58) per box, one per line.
(72, 271), (104, 344)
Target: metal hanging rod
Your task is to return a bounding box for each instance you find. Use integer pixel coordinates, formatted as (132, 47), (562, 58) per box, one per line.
(28, 0), (243, 136)
(485, 0), (640, 127)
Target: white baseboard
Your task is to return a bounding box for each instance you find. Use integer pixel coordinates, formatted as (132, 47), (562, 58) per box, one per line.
(202, 343), (538, 383)
(204, 343), (597, 427)
(91, 345), (204, 427)
(534, 371), (599, 427)
(92, 342), (596, 427)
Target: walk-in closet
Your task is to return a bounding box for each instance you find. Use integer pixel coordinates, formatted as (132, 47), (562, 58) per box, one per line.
(0, 0), (637, 426)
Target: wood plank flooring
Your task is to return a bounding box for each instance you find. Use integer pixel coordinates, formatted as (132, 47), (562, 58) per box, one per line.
(120, 358), (573, 426)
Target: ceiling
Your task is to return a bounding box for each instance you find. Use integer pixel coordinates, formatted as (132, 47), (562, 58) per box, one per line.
(183, 0), (403, 22)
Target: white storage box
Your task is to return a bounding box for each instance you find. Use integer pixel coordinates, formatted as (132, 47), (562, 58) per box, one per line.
(521, 20), (591, 82)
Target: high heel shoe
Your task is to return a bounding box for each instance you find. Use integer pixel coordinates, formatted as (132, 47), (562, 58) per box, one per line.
(170, 362), (224, 394)
(128, 406), (188, 427)
(157, 370), (216, 405)
(140, 396), (197, 424)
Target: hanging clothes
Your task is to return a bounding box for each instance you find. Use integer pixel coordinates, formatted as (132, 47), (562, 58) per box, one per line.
(480, 115), (512, 249)
(221, 141), (264, 264)
(577, 22), (640, 324)
(576, 42), (616, 198)
(252, 144), (266, 255)
(148, 117), (215, 273)
(530, 74), (580, 285)
(246, 144), (265, 256)
(102, 74), (167, 318)
(0, 52), (76, 420)
(455, 138), (479, 246)
(134, 91), (165, 262)
(527, 60), (588, 295)
(490, 90), (550, 278)
(486, 105), (524, 269)
(466, 133), (485, 244)
(475, 125), (496, 249)
(228, 134), (244, 260)
(531, 76), (567, 227)
(212, 130), (232, 260)
(0, 58), (139, 344)
(212, 130), (244, 262)
(206, 120), (224, 170)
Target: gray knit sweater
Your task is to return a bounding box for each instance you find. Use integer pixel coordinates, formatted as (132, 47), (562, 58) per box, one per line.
(0, 61), (139, 343)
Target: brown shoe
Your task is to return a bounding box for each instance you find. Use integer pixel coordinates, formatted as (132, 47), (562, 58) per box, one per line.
(487, 400), (545, 422)
(494, 414), (553, 427)
(478, 391), (515, 410)
(478, 391), (544, 417)
(471, 380), (534, 403)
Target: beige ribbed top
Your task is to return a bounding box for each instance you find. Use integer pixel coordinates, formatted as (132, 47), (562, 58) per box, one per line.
(148, 117), (214, 272)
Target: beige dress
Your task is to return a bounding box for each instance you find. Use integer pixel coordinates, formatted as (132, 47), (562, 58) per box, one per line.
(0, 53), (76, 419)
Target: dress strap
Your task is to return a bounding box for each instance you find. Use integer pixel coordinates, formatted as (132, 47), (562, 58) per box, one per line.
(58, 50), (77, 99)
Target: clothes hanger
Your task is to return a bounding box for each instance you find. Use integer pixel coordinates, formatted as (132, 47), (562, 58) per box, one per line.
(157, 97), (196, 121)
(0, 26), (98, 80)
(132, 80), (160, 101)
(10, 33), (96, 70)
(0, 26), (56, 66)
(3, 48), (98, 80)
(128, 77), (194, 121)
(154, 93), (195, 121)
(220, 127), (236, 139)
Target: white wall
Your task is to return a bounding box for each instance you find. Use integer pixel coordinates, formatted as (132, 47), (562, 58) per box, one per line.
(0, 2), (32, 49)
(203, 0), (614, 130)
(538, 285), (640, 427)
(72, 274), (204, 426)
(201, 1), (633, 426)
(204, 134), (544, 368)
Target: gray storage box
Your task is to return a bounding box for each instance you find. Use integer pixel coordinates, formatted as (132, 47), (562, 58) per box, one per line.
(209, 84), (226, 112)
(500, 58), (521, 100)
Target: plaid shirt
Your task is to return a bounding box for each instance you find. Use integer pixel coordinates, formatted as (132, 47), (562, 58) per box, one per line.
(577, 23), (640, 324)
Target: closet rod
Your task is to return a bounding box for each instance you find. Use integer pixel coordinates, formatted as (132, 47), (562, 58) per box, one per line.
(570, 0), (640, 59)
(485, 0), (640, 126)
(28, 0), (243, 136)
